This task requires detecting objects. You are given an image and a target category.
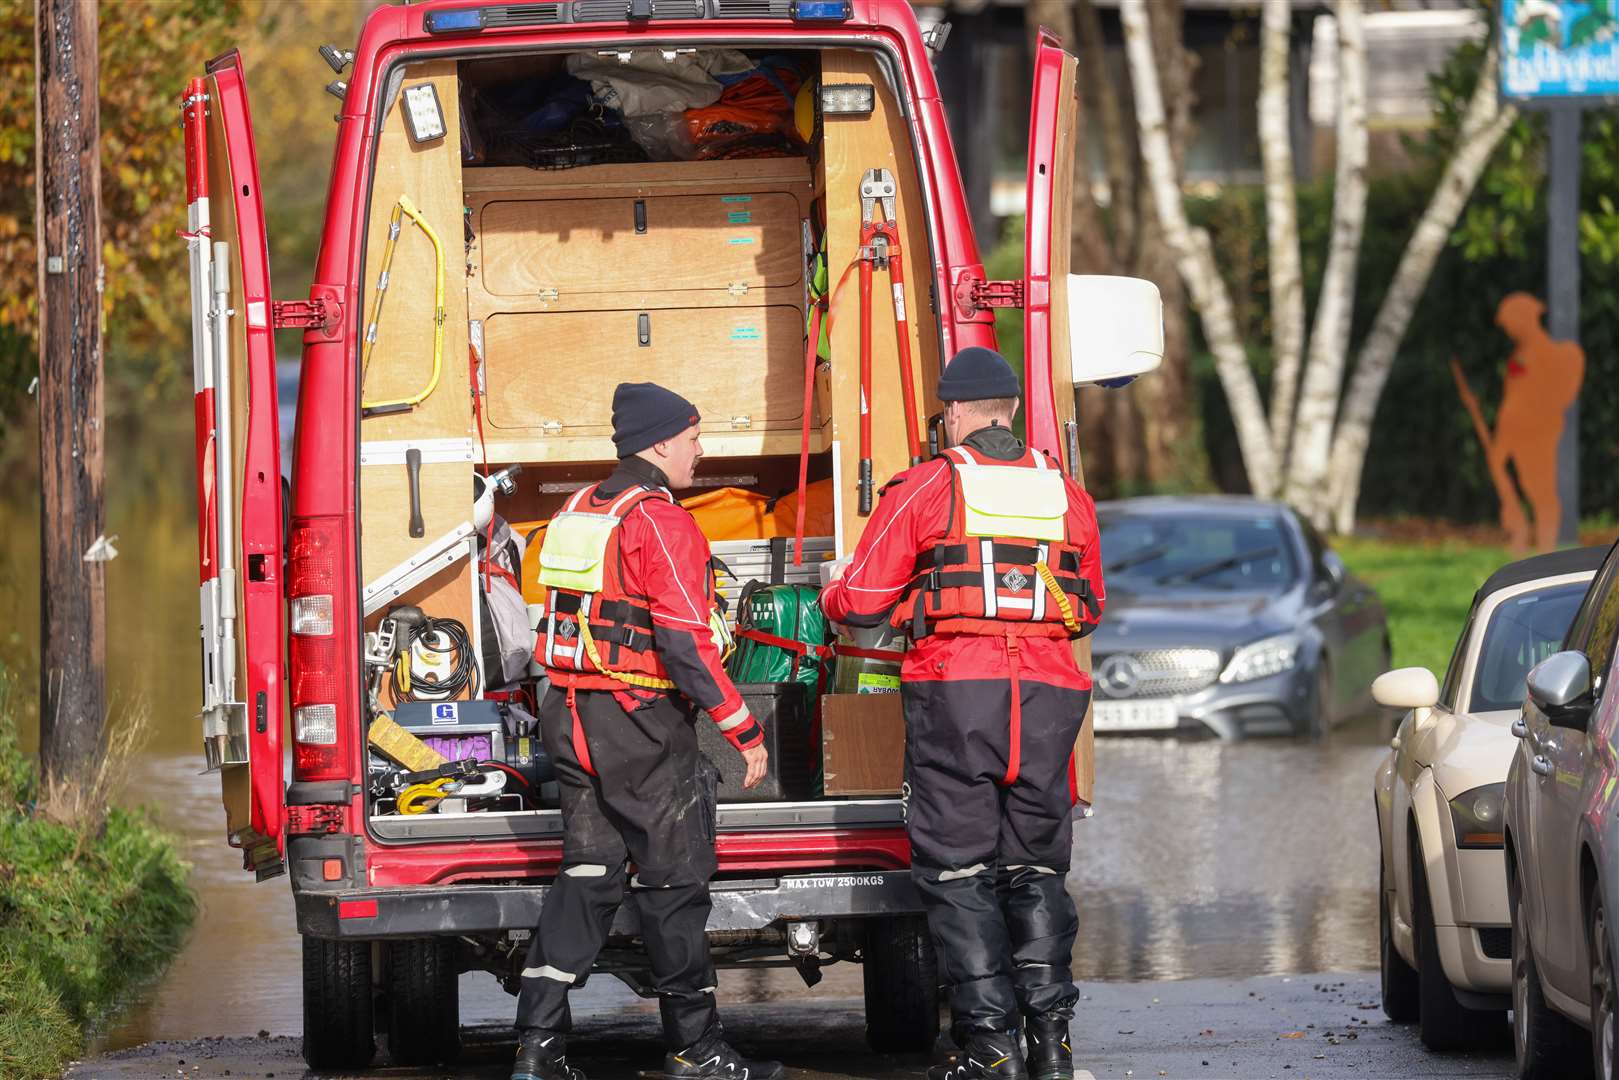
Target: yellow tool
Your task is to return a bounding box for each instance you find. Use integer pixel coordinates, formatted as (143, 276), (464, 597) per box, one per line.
(367, 712), (447, 773)
(360, 194), (445, 417)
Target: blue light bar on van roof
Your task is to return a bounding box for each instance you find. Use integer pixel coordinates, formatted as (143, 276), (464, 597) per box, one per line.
(424, 7), (487, 33)
(791, 0), (850, 20)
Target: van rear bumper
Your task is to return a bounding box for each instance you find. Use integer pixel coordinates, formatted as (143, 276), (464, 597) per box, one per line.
(295, 869), (923, 939)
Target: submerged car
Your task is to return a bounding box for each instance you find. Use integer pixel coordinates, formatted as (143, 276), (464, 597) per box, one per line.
(1090, 496), (1388, 738)
(1373, 546), (1603, 1051)
(1505, 539), (1619, 1080)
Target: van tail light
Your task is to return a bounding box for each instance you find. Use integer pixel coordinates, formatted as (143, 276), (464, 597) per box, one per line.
(288, 516), (350, 781)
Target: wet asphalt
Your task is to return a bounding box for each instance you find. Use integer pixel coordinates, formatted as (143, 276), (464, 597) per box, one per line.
(68, 716), (1524, 1079)
(68, 973), (1514, 1079)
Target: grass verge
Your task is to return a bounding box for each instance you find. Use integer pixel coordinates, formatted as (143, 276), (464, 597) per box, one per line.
(0, 680), (196, 1080)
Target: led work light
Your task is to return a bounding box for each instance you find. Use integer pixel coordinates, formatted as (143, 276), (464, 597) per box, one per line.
(403, 83), (447, 144)
(820, 83), (875, 115)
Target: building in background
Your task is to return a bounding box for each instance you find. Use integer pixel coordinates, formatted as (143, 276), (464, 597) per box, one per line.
(918, 0), (1484, 237)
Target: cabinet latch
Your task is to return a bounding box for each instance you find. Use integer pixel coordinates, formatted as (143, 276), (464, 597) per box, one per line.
(727, 282), (749, 297)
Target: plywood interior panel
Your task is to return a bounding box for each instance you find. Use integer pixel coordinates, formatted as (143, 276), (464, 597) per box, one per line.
(819, 50), (942, 555)
(357, 60), (472, 445)
(821, 693), (904, 796)
(360, 460), (475, 586)
(483, 307), (809, 434)
(481, 192), (803, 297)
(363, 558), (478, 708)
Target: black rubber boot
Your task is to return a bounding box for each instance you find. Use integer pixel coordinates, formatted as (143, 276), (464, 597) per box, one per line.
(1023, 1015), (1072, 1080)
(512, 1028), (585, 1080)
(651, 1035), (785, 1080)
(927, 1032), (1031, 1079)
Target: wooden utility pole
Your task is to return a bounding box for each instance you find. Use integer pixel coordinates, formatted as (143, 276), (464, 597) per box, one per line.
(35, 0), (106, 791)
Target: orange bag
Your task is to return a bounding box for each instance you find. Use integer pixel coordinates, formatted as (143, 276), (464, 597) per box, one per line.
(770, 478), (835, 539)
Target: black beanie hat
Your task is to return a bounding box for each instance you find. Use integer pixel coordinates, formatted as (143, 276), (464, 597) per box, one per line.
(611, 382), (702, 458)
(936, 346), (1022, 402)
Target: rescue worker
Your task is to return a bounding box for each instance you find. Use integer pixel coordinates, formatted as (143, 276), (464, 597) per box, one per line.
(821, 347), (1104, 1080)
(512, 382), (784, 1080)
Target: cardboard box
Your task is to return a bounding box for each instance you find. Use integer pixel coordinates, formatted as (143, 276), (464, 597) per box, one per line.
(821, 693), (905, 795)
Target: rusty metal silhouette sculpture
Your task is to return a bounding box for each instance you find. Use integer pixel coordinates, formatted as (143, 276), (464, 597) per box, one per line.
(1452, 292), (1585, 553)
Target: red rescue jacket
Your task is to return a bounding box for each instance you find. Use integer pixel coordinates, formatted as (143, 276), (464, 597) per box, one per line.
(821, 428), (1104, 689)
(533, 460), (762, 751)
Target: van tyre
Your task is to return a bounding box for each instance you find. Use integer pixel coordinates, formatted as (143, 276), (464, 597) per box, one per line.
(863, 914), (940, 1053)
(301, 934), (376, 1070)
(1414, 853), (1499, 1050)
(386, 937), (461, 1066)
(1380, 861), (1419, 1023)
(1513, 890), (1592, 1079)
(1589, 886), (1614, 1080)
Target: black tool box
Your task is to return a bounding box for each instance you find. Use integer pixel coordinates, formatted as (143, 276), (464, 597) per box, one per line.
(696, 682), (815, 802)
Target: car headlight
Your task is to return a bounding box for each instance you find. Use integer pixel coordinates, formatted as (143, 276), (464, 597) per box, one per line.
(1448, 783), (1505, 849)
(1219, 633), (1301, 684)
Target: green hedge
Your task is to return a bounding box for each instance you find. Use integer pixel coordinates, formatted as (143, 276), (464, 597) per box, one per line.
(0, 682), (196, 1080)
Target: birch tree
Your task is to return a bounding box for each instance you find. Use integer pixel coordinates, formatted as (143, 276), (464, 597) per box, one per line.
(1119, 0), (1515, 530)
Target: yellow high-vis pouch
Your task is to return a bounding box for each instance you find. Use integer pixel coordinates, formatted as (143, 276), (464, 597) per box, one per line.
(956, 465), (1067, 541)
(536, 512), (621, 593)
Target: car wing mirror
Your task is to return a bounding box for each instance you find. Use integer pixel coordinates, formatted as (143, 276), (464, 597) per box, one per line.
(1372, 667), (1438, 712)
(1526, 650), (1593, 730)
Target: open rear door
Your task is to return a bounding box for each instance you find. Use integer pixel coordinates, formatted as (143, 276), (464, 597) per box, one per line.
(1021, 30), (1094, 807)
(183, 51), (286, 878)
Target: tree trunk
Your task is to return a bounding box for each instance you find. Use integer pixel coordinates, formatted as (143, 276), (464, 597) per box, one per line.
(35, 0), (107, 796)
(1284, 0), (1368, 523)
(1326, 43), (1516, 532)
(1074, 0), (1136, 266)
(1119, 0), (1278, 497)
(1259, 0), (1305, 456)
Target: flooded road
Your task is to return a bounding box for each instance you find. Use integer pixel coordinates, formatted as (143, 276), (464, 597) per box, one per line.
(0, 408), (1398, 1063)
(88, 721), (1393, 1052)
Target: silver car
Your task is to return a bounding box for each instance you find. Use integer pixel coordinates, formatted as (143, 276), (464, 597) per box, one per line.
(1374, 547), (1600, 1051)
(1505, 539), (1619, 1080)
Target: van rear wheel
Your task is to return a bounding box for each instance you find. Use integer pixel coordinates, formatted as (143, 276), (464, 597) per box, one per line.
(301, 934), (376, 1070)
(386, 937), (461, 1066)
(863, 914), (940, 1053)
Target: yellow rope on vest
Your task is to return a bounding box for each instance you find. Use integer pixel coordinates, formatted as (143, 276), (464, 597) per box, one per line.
(577, 614), (679, 690)
(1034, 561), (1085, 636)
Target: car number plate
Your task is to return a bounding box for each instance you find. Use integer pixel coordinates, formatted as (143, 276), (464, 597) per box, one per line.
(1092, 700), (1178, 732)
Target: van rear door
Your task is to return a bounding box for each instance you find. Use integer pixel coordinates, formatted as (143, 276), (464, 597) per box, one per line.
(183, 50), (287, 878)
(1021, 29), (1080, 464)
(1020, 31), (1095, 807)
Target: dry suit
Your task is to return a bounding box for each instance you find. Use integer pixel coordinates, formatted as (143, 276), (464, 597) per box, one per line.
(516, 454), (763, 1049)
(820, 424), (1105, 1042)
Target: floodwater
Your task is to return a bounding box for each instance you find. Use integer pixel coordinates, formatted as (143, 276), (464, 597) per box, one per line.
(0, 398), (1392, 1051)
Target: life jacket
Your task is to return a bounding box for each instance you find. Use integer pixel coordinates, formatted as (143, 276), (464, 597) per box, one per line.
(893, 445), (1099, 640)
(535, 483), (732, 689)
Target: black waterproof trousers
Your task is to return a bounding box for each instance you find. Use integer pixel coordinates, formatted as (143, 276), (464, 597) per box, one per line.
(902, 673), (1090, 1041)
(515, 687), (722, 1048)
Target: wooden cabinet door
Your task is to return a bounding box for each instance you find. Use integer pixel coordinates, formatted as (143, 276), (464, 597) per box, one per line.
(483, 305), (806, 436)
(480, 191), (803, 298)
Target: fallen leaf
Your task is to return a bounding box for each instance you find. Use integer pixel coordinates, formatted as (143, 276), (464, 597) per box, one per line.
(1281, 1031), (1305, 1039)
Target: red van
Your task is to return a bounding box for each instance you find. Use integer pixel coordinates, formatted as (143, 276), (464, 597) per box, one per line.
(183, 0), (1159, 1069)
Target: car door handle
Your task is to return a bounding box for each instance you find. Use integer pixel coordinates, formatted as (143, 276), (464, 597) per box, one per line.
(1512, 718), (1529, 739)
(1531, 754), (1554, 777)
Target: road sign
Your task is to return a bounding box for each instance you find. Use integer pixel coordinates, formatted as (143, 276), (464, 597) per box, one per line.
(1500, 0), (1619, 104)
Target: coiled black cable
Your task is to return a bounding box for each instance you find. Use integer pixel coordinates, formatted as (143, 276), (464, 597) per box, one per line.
(399, 617), (479, 700)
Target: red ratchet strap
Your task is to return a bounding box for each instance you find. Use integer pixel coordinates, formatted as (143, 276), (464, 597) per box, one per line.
(1002, 637), (1022, 787)
(564, 682), (596, 777)
(470, 343), (496, 592)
